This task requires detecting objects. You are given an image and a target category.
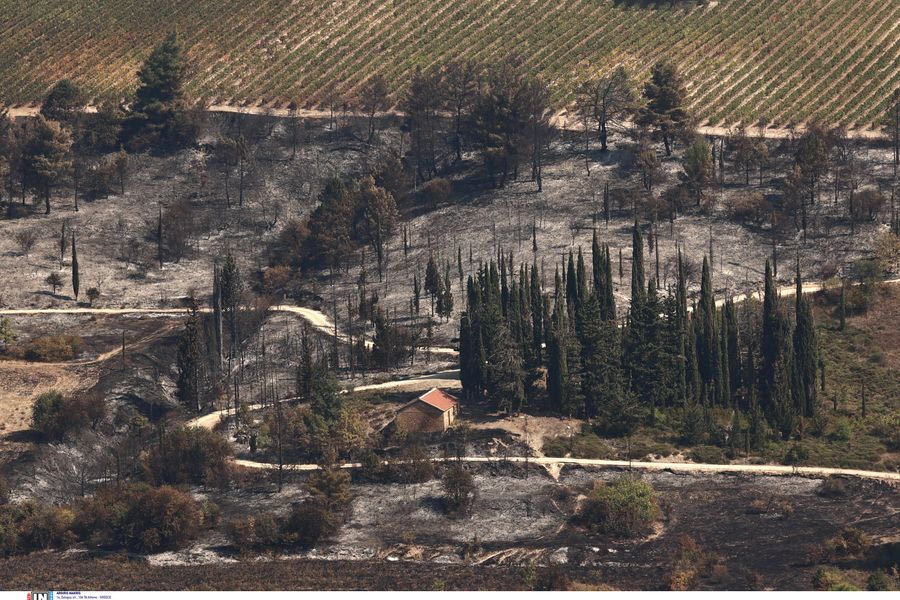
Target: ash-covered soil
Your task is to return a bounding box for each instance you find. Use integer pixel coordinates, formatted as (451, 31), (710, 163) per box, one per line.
(167, 463), (900, 590)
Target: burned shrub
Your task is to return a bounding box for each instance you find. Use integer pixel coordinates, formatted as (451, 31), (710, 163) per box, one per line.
(12, 334), (83, 362)
(579, 476), (660, 537)
(729, 191), (770, 226)
(442, 463), (476, 517)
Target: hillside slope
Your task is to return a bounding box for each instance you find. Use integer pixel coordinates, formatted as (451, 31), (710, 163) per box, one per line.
(1, 1), (898, 128)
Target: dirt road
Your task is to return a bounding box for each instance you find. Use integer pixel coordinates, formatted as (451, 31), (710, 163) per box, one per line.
(0, 303), (459, 357)
(7, 104), (888, 140)
(229, 454), (900, 481)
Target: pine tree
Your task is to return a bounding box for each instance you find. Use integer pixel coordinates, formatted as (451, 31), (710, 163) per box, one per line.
(124, 32), (190, 149)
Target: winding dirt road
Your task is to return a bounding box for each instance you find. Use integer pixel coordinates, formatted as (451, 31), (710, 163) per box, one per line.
(4, 280), (900, 482)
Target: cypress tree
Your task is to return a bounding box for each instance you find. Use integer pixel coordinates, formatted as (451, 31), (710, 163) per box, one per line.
(566, 251), (578, 311)
(793, 267), (819, 418)
(71, 233), (79, 300)
(725, 298), (741, 397)
(576, 247), (588, 310)
(697, 256), (719, 403)
(719, 308), (730, 405)
(547, 294), (569, 413)
(530, 261), (543, 364)
(592, 230), (603, 293)
(603, 245), (616, 321)
(630, 222), (646, 311)
(176, 306), (204, 413)
(425, 255), (440, 315)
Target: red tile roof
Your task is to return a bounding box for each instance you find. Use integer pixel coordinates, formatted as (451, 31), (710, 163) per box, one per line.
(415, 387), (458, 413)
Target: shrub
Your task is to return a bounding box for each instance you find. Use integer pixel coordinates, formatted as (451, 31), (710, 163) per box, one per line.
(690, 445), (727, 464)
(827, 528), (871, 559)
(0, 501), (75, 556)
(729, 191), (770, 226)
(31, 391), (66, 439)
(829, 418), (853, 442)
(418, 177), (452, 208)
(280, 502), (334, 549)
(86, 287), (100, 306)
(73, 484), (202, 553)
(442, 463), (476, 517)
(543, 433), (614, 459)
(13, 230), (38, 256)
(818, 477), (849, 497)
(225, 502), (337, 553)
(19, 335), (83, 362)
(579, 476), (660, 537)
(143, 427), (232, 487)
(813, 568), (859, 591)
(782, 443), (809, 465)
(31, 390), (105, 440)
(867, 571), (893, 591)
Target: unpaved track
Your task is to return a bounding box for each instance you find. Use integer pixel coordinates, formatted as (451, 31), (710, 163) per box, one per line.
(0, 303), (459, 357)
(6, 104), (887, 140)
(4, 280), (899, 481)
(229, 454), (900, 482)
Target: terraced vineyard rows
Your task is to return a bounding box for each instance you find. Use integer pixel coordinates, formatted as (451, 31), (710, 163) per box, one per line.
(1, 0), (897, 129)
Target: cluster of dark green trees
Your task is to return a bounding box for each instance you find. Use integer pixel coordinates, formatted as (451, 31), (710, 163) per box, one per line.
(459, 224), (822, 443)
(0, 32), (195, 216)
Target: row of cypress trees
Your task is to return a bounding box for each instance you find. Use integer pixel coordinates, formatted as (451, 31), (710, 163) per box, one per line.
(459, 223), (821, 441)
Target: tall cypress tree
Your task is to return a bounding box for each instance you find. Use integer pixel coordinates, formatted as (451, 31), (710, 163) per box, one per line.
(724, 298), (741, 398)
(793, 265), (819, 419)
(530, 261), (543, 364)
(630, 222), (646, 311)
(547, 294), (568, 412)
(592, 230), (603, 294)
(697, 256), (719, 404)
(603, 245), (616, 321)
(71, 233), (79, 300)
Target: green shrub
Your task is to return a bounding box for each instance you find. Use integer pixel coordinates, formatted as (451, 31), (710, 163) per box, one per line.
(579, 476), (660, 537)
(543, 433), (615, 459)
(782, 443), (810, 465)
(813, 568), (859, 591)
(829, 418), (853, 442)
(867, 571), (893, 591)
(690, 445), (727, 464)
(31, 391), (106, 440)
(143, 426), (232, 487)
(73, 484), (202, 553)
(19, 335), (83, 362)
(31, 391), (66, 440)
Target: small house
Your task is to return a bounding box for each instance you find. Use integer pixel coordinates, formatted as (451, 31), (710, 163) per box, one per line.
(393, 387), (459, 434)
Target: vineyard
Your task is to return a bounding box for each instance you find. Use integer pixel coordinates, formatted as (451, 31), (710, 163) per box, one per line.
(1, 0), (898, 129)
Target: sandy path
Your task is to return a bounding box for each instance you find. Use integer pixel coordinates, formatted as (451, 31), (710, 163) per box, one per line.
(0, 304), (459, 357)
(5, 104), (888, 141)
(230, 454), (900, 482)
